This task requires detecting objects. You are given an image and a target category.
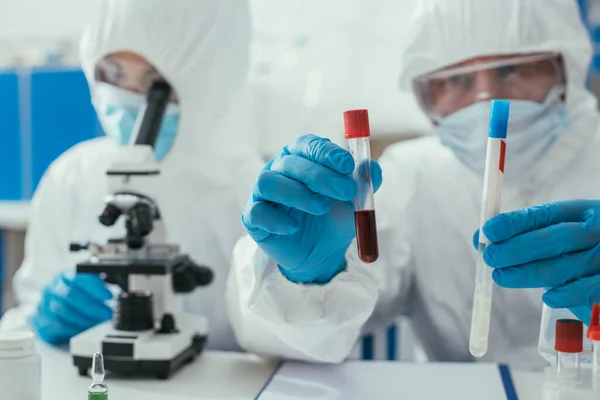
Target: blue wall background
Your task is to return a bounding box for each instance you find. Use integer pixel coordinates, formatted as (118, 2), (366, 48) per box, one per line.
(0, 67), (101, 201)
(0, 71), (22, 201)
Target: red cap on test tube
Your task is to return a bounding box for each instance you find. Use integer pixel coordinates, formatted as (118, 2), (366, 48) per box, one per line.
(555, 319), (584, 353)
(587, 304), (600, 341)
(344, 109), (371, 139)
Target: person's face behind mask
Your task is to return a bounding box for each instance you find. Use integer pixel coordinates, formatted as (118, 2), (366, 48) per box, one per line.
(413, 53), (568, 180)
(93, 52), (180, 161)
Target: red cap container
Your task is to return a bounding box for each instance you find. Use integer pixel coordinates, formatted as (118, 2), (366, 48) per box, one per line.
(555, 319), (583, 353)
(344, 109), (371, 139)
(587, 304), (600, 341)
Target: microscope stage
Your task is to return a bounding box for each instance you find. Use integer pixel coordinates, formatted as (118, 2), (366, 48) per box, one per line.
(76, 255), (184, 276)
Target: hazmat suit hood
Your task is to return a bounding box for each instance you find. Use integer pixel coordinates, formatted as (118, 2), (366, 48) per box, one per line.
(397, 0), (600, 187)
(80, 0), (253, 161)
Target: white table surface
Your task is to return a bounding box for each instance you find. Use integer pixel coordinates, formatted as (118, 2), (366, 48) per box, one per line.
(38, 341), (546, 400)
(512, 371), (544, 400)
(39, 342), (278, 400)
(0, 201), (30, 230)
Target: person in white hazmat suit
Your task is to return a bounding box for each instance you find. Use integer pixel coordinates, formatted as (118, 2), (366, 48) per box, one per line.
(0, 0), (263, 352)
(227, 0), (600, 369)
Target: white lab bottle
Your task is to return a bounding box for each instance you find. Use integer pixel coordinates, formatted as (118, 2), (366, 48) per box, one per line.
(0, 331), (41, 400)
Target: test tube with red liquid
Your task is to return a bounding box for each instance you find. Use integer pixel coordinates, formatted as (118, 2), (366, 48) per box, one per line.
(344, 109), (379, 263)
(555, 319), (583, 385)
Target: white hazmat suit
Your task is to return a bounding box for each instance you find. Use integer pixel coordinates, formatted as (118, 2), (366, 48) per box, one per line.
(0, 0), (263, 352)
(226, 0), (600, 369)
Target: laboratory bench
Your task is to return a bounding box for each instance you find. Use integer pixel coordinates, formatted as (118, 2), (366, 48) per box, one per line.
(0, 202), (547, 400)
(39, 341), (545, 400)
(0, 201), (30, 231)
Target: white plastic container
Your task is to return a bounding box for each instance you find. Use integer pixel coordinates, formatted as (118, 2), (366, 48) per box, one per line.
(538, 305), (593, 364)
(543, 367), (598, 400)
(0, 331), (41, 400)
(587, 304), (600, 391)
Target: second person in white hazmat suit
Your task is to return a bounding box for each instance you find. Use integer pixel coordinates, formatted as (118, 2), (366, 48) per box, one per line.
(227, 0), (600, 369)
(0, 0), (263, 352)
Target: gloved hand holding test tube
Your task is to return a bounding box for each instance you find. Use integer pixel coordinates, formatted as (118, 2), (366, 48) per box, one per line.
(469, 100), (510, 358)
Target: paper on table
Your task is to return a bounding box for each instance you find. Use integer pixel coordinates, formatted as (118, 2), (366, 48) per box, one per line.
(257, 361), (511, 400)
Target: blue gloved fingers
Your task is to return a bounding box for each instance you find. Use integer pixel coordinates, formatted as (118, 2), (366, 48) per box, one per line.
(279, 260), (346, 284)
(36, 297), (94, 341)
(33, 304), (83, 345)
(253, 170), (332, 215)
(543, 274), (600, 309)
(271, 154), (357, 202)
(55, 270), (112, 302)
(484, 215), (600, 268)
(34, 272), (112, 345)
(286, 134), (355, 176)
(62, 285), (113, 323)
(472, 230), (480, 249)
(491, 249), (598, 288)
(68, 273), (113, 303)
(354, 159), (383, 194)
(483, 200), (595, 243)
(242, 201), (300, 242)
(41, 286), (111, 329)
(566, 305), (593, 326)
(45, 272), (112, 322)
(370, 160), (383, 193)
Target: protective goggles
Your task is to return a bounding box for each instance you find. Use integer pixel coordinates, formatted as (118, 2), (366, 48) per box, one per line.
(412, 53), (565, 123)
(95, 55), (178, 103)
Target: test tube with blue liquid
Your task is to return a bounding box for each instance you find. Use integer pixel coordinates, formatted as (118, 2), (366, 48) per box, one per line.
(469, 100), (510, 358)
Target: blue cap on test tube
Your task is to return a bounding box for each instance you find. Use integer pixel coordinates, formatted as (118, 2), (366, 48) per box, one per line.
(488, 100), (510, 139)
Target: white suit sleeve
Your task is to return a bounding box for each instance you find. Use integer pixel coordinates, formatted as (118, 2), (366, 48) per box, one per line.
(0, 161), (74, 332)
(226, 148), (416, 362)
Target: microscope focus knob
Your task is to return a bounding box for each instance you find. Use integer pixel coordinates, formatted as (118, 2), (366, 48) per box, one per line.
(114, 291), (154, 332)
(157, 314), (178, 334)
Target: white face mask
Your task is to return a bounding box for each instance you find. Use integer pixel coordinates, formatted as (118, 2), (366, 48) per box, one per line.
(437, 88), (569, 182)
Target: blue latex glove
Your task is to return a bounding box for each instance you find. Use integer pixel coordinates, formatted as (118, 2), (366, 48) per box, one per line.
(473, 200), (600, 324)
(242, 134), (383, 284)
(33, 270), (113, 345)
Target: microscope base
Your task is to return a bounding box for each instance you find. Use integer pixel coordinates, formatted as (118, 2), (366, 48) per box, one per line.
(73, 334), (206, 380)
(70, 316), (208, 379)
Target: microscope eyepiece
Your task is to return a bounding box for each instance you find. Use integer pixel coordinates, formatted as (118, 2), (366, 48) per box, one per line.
(133, 80), (172, 148)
